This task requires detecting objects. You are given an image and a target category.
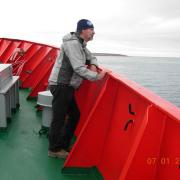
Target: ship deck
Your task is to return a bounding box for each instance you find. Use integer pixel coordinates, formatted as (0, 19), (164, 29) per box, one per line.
(0, 89), (97, 180)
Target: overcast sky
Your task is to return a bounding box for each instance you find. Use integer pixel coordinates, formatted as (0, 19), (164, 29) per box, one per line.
(1, 0), (180, 57)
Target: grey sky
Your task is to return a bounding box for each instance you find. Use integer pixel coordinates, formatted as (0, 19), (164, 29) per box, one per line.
(1, 0), (180, 57)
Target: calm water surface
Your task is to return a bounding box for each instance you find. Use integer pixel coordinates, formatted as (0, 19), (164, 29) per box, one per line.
(98, 56), (180, 107)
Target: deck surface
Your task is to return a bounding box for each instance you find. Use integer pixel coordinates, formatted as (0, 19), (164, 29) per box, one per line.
(0, 89), (97, 180)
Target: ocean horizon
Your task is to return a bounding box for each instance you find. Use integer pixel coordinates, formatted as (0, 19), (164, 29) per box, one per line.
(97, 55), (180, 107)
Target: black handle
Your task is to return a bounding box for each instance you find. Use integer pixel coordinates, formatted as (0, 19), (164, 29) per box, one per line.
(128, 104), (136, 115)
(124, 119), (134, 131)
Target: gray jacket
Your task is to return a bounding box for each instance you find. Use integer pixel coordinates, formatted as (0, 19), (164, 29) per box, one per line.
(48, 32), (99, 89)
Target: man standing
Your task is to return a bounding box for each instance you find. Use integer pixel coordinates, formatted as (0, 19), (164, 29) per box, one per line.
(48, 19), (106, 158)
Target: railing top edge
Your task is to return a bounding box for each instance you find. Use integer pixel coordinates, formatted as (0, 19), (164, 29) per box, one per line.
(102, 68), (180, 121)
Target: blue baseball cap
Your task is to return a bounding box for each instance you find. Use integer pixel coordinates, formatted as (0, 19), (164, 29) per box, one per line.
(76, 19), (94, 32)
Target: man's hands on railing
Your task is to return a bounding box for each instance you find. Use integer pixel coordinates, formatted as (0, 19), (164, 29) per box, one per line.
(97, 70), (107, 80)
(88, 64), (108, 80)
(88, 64), (98, 72)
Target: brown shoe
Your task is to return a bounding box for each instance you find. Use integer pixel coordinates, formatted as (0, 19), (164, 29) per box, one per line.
(48, 149), (69, 158)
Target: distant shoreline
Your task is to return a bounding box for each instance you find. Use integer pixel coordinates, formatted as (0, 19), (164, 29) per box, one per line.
(93, 53), (127, 57)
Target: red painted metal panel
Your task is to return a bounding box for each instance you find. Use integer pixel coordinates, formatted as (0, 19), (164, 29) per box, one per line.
(19, 45), (47, 82)
(63, 72), (180, 179)
(0, 41), (21, 63)
(118, 106), (166, 180)
(75, 75), (109, 136)
(156, 117), (180, 180)
(110, 71), (180, 121)
(27, 65), (53, 98)
(0, 38), (59, 98)
(8, 41), (33, 75)
(64, 76), (117, 167)
(22, 48), (58, 88)
(97, 83), (151, 180)
(0, 39), (12, 60)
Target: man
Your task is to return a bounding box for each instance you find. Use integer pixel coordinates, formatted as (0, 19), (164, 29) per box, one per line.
(48, 19), (106, 158)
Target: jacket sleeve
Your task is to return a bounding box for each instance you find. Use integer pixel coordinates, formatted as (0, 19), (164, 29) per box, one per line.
(85, 48), (98, 67)
(64, 40), (99, 81)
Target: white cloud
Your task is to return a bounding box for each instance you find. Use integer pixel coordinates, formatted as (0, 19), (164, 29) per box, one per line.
(1, 0), (180, 57)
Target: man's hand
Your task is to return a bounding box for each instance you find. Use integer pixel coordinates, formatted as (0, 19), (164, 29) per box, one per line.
(88, 64), (98, 72)
(97, 70), (107, 80)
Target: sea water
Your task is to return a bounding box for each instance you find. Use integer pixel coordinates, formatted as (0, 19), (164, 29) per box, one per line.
(98, 56), (180, 107)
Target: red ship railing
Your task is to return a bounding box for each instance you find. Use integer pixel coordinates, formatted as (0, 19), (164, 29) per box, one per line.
(0, 38), (59, 98)
(64, 71), (180, 180)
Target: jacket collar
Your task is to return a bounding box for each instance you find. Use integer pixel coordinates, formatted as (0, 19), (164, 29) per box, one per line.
(75, 32), (87, 47)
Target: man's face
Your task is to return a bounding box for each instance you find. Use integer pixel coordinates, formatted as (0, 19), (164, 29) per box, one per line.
(82, 28), (95, 42)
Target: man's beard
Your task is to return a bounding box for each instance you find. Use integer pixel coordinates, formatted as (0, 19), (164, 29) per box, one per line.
(89, 35), (94, 41)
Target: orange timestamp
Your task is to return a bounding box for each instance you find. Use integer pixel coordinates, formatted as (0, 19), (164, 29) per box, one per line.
(147, 157), (180, 166)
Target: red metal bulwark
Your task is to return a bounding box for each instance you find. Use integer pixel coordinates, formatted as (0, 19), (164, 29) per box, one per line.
(0, 38), (59, 97)
(28, 64), (54, 98)
(63, 72), (180, 180)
